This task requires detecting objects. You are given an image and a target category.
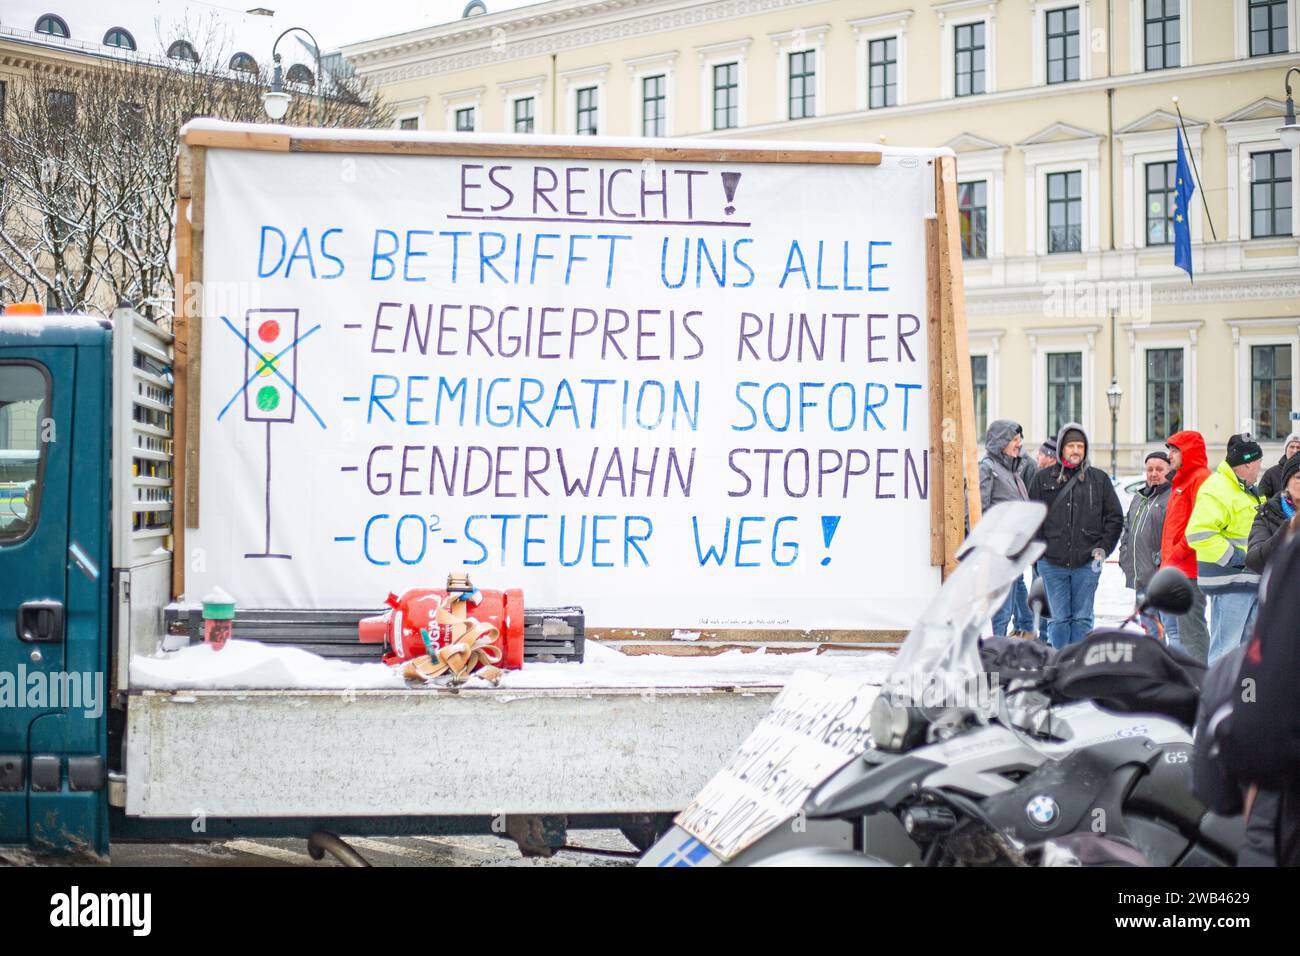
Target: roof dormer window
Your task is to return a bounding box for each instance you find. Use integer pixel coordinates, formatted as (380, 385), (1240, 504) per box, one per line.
(36, 14), (70, 38)
(104, 27), (136, 50)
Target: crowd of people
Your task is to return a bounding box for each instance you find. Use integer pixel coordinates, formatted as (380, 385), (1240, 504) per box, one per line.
(978, 419), (1298, 666)
(979, 419), (1300, 865)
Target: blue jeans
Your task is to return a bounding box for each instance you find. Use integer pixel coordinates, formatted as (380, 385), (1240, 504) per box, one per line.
(1138, 610), (1162, 639)
(1207, 589), (1260, 666)
(992, 574), (1033, 635)
(1037, 559), (1102, 650)
(1160, 609), (1181, 647)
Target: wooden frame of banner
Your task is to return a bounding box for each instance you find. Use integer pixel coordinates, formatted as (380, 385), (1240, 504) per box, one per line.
(171, 128), (976, 640)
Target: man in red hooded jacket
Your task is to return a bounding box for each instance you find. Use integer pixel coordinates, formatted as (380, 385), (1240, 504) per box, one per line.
(1160, 430), (1212, 661)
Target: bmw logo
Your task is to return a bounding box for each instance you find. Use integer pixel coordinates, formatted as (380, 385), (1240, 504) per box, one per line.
(1025, 794), (1059, 829)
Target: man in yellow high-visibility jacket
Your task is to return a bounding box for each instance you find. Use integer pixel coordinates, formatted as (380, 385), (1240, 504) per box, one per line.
(1186, 434), (1266, 664)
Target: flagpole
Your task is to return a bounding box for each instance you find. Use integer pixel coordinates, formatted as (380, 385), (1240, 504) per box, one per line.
(1173, 97), (1217, 241)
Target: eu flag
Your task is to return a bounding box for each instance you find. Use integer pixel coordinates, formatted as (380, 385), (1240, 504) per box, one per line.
(1173, 128), (1195, 281)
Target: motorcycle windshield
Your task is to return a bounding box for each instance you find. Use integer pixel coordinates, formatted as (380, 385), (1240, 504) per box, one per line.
(883, 502), (1046, 709)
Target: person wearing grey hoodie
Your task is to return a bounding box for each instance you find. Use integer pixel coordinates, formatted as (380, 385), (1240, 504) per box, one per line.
(1118, 450), (1171, 634)
(980, 419), (1035, 636)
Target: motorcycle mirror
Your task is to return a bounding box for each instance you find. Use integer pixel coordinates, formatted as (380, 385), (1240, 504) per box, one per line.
(1027, 576), (1052, 620)
(1140, 566), (1194, 616)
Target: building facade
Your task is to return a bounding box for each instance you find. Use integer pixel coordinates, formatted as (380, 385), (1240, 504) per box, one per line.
(0, 2), (349, 316)
(0, 1), (321, 82)
(343, 0), (1300, 470)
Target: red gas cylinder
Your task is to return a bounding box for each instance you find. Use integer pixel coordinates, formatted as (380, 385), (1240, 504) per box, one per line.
(359, 577), (524, 671)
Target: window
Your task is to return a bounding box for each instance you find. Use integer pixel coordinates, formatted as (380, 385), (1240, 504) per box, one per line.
(399, 117), (418, 130)
(103, 27), (136, 50)
(168, 40), (199, 62)
(35, 15), (69, 38)
(513, 97), (535, 133)
(1146, 348), (1184, 441)
(455, 107), (475, 132)
(286, 64), (315, 87)
(971, 355), (989, 439)
(1249, 0), (1288, 56)
(642, 75), (665, 137)
(1047, 352), (1083, 436)
(958, 180), (988, 259)
(0, 80), (6, 121)
(1144, 0), (1180, 69)
(1145, 160), (1177, 246)
(1046, 6), (1081, 84)
(1046, 170), (1083, 253)
(868, 37), (898, 108)
(47, 89), (76, 125)
(954, 22), (986, 97)
(0, 364), (50, 542)
(576, 86), (597, 135)
(788, 50), (816, 120)
(230, 53), (258, 74)
(1251, 150), (1292, 238)
(713, 62), (738, 130)
(1252, 345), (1292, 440)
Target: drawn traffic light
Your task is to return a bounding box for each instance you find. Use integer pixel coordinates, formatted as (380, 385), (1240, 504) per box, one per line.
(243, 309), (299, 423)
(215, 306), (325, 561)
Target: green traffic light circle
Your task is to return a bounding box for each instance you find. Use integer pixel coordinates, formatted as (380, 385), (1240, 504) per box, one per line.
(256, 385), (280, 412)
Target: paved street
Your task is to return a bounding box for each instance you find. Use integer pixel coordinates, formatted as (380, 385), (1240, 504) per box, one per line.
(105, 831), (639, 867)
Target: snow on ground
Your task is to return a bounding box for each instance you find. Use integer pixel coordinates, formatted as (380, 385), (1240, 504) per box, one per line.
(1095, 560), (1138, 627)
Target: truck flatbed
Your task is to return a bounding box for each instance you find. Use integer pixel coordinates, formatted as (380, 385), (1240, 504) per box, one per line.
(124, 639), (891, 818)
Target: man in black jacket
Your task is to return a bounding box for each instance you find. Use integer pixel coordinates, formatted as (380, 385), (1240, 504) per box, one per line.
(1118, 450), (1171, 632)
(1027, 422), (1124, 649)
(1258, 433), (1300, 501)
(1225, 527), (1300, 865)
(1246, 452), (1300, 573)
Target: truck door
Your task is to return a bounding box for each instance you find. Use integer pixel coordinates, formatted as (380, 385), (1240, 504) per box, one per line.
(0, 346), (77, 852)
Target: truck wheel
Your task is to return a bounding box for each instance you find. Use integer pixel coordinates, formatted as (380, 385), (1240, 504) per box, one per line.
(619, 813), (676, 852)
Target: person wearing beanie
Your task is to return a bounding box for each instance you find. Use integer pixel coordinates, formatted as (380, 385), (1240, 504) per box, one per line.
(979, 420), (1036, 636)
(1257, 433), (1300, 500)
(1186, 433), (1266, 664)
(1027, 422), (1124, 649)
(1118, 450), (1172, 634)
(1160, 431), (1213, 660)
(1246, 451), (1300, 574)
(1036, 437), (1057, 470)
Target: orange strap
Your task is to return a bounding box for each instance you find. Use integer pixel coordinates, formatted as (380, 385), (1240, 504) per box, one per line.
(402, 592), (502, 685)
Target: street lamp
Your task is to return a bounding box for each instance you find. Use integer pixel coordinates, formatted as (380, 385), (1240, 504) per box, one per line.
(262, 27), (324, 125)
(1281, 68), (1300, 150)
(1106, 378), (1123, 479)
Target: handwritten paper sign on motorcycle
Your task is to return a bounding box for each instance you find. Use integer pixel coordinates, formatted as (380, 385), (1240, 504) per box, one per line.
(193, 132), (942, 629)
(676, 670), (877, 861)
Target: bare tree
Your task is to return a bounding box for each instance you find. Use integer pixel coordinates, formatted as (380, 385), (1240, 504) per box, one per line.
(0, 31), (391, 322)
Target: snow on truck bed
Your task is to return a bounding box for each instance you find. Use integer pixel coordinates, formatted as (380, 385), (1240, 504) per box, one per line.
(131, 565), (1137, 692)
(129, 639), (896, 692)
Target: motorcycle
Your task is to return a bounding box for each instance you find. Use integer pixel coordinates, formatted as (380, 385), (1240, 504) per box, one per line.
(640, 502), (1243, 867)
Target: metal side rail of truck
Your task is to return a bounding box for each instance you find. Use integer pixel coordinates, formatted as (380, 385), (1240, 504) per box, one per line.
(0, 307), (798, 861)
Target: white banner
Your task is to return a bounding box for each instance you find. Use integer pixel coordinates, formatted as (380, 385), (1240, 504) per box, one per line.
(188, 134), (942, 628)
(675, 670), (877, 861)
